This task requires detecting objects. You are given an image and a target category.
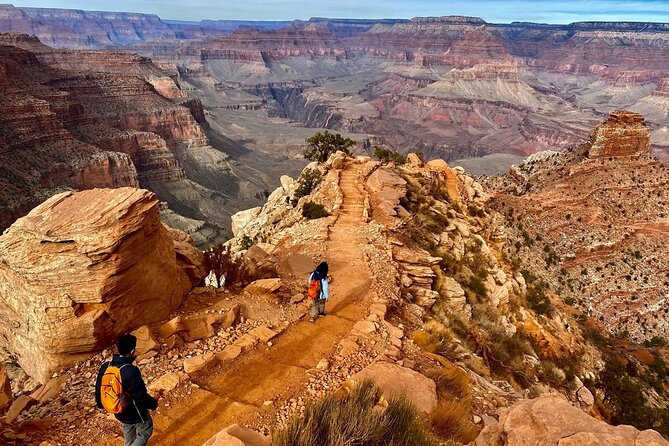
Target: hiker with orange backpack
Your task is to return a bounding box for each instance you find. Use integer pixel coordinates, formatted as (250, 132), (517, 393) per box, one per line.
(95, 334), (158, 446)
(308, 261), (329, 323)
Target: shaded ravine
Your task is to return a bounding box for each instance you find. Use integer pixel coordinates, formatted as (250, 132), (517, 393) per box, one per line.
(148, 160), (372, 445)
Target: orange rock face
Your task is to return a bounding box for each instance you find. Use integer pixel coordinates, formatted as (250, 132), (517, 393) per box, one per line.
(588, 110), (651, 158)
(0, 188), (206, 382)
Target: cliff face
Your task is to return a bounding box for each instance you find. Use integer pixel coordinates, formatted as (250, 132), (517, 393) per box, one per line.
(0, 35), (238, 246)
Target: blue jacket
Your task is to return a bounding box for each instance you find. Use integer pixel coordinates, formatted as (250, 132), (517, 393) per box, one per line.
(308, 271), (329, 300)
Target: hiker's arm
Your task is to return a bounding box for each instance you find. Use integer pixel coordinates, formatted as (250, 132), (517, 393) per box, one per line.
(125, 368), (158, 411)
(94, 363), (106, 409)
(322, 278), (329, 300)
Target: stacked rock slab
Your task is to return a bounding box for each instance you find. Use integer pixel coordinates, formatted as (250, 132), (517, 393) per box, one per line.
(588, 110), (650, 158)
(0, 187), (205, 382)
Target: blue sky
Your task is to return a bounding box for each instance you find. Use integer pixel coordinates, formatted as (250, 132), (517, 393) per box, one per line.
(8, 0), (669, 23)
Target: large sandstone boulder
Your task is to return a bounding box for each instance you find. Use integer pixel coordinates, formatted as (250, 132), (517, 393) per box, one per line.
(588, 110), (650, 158)
(347, 363), (437, 415)
(0, 188), (205, 382)
(475, 396), (669, 446)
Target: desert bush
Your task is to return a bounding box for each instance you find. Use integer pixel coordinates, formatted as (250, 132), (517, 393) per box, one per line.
(302, 201), (329, 219)
(468, 276), (487, 298)
(539, 361), (566, 386)
(273, 380), (436, 446)
(204, 244), (251, 288)
(374, 146), (407, 165)
(304, 130), (355, 163)
(294, 168), (323, 203)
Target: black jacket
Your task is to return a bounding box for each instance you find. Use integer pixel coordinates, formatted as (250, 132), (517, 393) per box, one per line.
(95, 354), (158, 424)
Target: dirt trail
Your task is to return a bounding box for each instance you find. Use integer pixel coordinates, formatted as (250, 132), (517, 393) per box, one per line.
(148, 161), (372, 445)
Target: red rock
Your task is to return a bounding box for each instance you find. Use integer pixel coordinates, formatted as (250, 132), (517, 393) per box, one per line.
(0, 188), (204, 382)
(6, 394), (38, 423)
(588, 111), (650, 158)
(0, 364), (11, 412)
(29, 375), (68, 404)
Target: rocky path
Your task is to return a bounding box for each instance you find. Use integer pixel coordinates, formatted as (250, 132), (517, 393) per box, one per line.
(149, 161), (372, 445)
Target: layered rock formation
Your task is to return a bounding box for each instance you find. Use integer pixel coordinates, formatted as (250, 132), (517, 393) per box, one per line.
(0, 34), (253, 246)
(588, 111), (651, 158)
(489, 111), (669, 340)
(476, 396), (668, 446)
(0, 188), (206, 382)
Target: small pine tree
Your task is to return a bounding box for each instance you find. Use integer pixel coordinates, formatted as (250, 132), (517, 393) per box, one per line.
(304, 131), (355, 163)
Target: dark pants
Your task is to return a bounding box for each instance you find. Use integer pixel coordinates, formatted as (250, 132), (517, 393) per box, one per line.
(122, 413), (153, 446)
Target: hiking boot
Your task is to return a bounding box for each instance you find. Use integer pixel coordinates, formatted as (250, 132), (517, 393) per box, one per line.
(319, 312), (326, 316)
(309, 317), (315, 323)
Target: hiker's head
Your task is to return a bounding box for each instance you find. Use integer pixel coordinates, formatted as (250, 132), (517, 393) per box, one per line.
(117, 334), (137, 356)
(316, 262), (328, 277)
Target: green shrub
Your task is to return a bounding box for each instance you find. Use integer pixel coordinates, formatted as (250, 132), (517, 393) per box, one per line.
(273, 380), (436, 446)
(295, 168), (322, 201)
(468, 276), (487, 298)
(302, 202), (330, 219)
(304, 131), (355, 163)
(374, 146), (407, 164)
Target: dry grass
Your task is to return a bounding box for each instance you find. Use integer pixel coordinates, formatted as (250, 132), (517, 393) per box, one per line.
(411, 320), (458, 360)
(273, 380), (436, 446)
(427, 363), (471, 400)
(431, 399), (480, 444)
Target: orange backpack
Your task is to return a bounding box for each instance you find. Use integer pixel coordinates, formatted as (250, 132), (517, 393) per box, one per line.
(307, 277), (321, 300)
(100, 363), (130, 414)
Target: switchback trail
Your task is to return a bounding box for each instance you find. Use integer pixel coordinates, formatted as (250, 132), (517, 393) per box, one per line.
(148, 161), (372, 445)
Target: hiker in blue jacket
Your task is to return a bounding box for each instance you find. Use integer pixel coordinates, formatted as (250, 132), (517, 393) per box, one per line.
(308, 261), (329, 323)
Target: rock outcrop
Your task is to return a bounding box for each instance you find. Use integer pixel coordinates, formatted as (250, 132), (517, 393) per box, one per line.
(203, 424), (271, 446)
(588, 111), (651, 158)
(346, 363), (438, 415)
(475, 396), (669, 446)
(0, 187), (206, 382)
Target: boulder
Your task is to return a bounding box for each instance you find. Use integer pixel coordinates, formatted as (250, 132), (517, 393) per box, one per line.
(148, 371), (189, 395)
(167, 227), (208, 287)
(203, 424), (271, 446)
(6, 394), (37, 423)
(231, 207), (262, 238)
(184, 353), (216, 374)
(29, 375), (68, 403)
(475, 396), (669, 446)
(248, 326), (278, 343)
(159, 305), (240, 342)
(347, 363), (437, 415)
(216, 345), (242, 362)
(130, 326), (158, 356)
(244, 278), (282, 298)
(0, 364), (11, 412)
(0, 188), (197, 382)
